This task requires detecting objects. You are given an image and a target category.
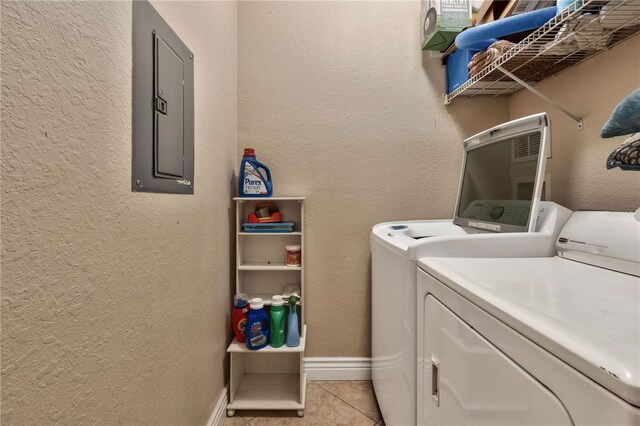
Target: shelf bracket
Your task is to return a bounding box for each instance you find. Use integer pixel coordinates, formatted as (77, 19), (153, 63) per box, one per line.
(496, 66), (583, 130)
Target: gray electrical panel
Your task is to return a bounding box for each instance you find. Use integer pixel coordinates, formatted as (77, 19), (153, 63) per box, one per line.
(132, 0), (194, 194)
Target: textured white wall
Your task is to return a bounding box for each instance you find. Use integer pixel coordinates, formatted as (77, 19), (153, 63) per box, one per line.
(8, 1), (631, 417)
(1, 1), (237, 424)
(510, 35), (640, 211)
(238, 1), (509, 357)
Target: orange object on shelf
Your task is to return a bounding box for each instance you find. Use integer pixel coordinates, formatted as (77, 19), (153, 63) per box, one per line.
(247, 203), (282, 223)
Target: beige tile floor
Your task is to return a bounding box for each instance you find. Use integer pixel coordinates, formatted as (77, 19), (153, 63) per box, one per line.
(224, 381), (385, 426)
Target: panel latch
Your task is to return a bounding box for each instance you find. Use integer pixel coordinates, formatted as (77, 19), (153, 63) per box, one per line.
(155, 97), (167, 115)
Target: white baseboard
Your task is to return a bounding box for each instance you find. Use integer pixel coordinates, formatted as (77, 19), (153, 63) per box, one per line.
(304, 357), (372, 381)
(207, 385), (228, 426)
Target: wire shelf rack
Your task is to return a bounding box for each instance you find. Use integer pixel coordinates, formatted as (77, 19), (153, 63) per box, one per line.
(445, 0), (640, 104)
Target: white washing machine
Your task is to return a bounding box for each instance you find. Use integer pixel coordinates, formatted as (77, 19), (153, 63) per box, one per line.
(417, 210), (640, 425)
(371, 113), (572, 426)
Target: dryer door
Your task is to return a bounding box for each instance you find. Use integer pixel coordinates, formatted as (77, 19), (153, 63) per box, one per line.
(418, 292), (573, 425)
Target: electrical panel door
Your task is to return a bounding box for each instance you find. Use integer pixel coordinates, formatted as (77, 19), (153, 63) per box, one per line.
(132, 0), (194, 194)
(154, 35), (185, 179)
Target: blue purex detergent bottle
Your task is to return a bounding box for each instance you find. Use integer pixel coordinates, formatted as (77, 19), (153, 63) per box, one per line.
(246, 298), (269, 350)
(239, 148), (273, 197)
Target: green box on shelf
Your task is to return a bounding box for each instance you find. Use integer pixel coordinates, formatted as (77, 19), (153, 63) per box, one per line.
(421, 0), (471, 51)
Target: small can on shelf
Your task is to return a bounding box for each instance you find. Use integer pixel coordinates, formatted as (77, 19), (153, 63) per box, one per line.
(286, 245), (301, 267)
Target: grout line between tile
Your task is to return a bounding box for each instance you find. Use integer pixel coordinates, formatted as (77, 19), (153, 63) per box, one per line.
(235, 382), (380, 425)
(314, 382), (381, 424)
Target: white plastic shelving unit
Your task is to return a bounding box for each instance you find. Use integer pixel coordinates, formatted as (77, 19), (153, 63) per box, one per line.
(227, 196), (306, 418)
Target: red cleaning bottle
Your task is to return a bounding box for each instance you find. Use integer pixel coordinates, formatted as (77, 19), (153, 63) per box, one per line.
(231, 293), (249, 343)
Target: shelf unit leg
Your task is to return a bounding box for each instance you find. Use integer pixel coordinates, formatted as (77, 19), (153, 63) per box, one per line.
(496, 66), (583, 130)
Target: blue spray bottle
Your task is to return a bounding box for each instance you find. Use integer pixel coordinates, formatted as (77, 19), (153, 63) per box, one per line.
(286, 295), (300, 347)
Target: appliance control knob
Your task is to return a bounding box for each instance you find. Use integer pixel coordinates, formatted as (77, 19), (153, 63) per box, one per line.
(489, 206), (505, 219)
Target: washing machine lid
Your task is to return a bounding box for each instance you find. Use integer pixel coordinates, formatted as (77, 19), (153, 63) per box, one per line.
(418, 255), (640, 406)
(454, 113), (549, 233)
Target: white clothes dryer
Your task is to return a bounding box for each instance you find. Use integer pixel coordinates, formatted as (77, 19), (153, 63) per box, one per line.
(417, 210), (640, 425)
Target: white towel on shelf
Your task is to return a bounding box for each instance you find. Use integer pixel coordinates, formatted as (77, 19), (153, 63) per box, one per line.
(600, 3), (639, 30)
(540, 13), (611, 55)
(540, 20), (578, 55)
(574, 14), (611, 49)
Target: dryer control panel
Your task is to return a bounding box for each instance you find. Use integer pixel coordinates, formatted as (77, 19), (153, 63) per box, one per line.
(557, 211), (640, 276)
